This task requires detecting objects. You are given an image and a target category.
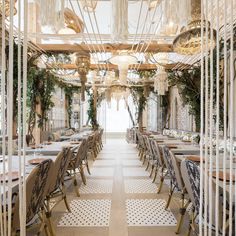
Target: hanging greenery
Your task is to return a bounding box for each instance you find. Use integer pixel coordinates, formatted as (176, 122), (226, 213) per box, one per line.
(27, 67), (56, 141)
(130, 86), (147, 130)
(5, 41), (42, 136)
(64, 86), (80, 128)
(135, 69), (156, 79)
(168, 67), (201, 132)
(86, 88), (104, 130)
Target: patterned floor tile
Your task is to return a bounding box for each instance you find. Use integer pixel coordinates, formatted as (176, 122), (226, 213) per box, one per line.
(124, 179), (156, 193)
(80, 180), (113, 194)
(123, 167), (149, 177)
(126, 199), (177, 226)
(58, 199), (111, 227)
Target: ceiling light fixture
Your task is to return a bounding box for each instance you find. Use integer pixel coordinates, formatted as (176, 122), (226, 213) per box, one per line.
(75, 51), (90, 101)
(0, 0), (17, 17)
(80, 0), (98, 12)
(173, 0), (216, 55)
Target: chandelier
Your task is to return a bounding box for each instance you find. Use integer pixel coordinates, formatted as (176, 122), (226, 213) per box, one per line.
(109, 80), (129, 110)
(111, 0), (128, 42)
(159, 0), (179, 36)
(109, 52), (138, 83)
(36, 0), (65, 32)
(60, 8), (84, 34)
(173, 0), (216, 55)
(148, 0), (161, 10)
(154, 67), (168, 96)
(80, 0), (98, 12)
(75, 51), (90, 101)
(0, 0), (17, 17)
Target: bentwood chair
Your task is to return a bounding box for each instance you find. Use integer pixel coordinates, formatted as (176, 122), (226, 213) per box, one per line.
(97, 128), (104, 151)
(136, 132), (146, 161)
(12, 159), (53, 236)
(150, 139), (164, 183)
(169, 150), (191, 234)
(181, 159), (226, 236)
(87, 133), (98, 161)
(144, 136), (157, 177)
(151, 142), (169, 193)
(66, 139), (88, 197)
(44, 148), (72, 235)
(141, 135), (149, 165)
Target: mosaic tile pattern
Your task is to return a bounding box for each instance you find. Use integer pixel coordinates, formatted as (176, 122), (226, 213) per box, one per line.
(124, 179), (157, 193)
(80, 180), (113, 194)
(126, 199), (177, 226)
(89, 167), (114, 177)
(123, 167), (149, 177)
(58, 199), (111, 227)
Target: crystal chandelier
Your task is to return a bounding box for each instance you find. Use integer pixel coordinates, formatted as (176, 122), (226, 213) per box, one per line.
(173, 0), (216, 55)
(154, 67), (168, 96)
(75, 51), (90, 101)
(80, 0), (97, 12)
(0, 0), (17, 17)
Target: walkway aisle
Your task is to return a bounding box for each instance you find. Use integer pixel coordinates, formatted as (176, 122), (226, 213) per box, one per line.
(54, 138), (186, 236)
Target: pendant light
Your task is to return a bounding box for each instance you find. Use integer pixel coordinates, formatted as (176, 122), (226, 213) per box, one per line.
(173, 0), (216, 55)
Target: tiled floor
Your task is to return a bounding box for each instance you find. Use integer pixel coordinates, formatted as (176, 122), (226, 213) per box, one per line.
(49, 138), (189, 236)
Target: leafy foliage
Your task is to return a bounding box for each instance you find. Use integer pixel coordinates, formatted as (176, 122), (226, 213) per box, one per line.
(168, 67), (201, 132)
(27, 68), (56, 139)
(130, 87), (147, 130)
(64, 86), (80, 128)
(86, 88), (104, 130)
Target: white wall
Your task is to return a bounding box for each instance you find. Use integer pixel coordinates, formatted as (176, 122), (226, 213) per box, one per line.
(98, 97), (134, 133)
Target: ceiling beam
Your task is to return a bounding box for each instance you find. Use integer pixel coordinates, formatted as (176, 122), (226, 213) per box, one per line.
(38, 43), (173, 53)
(48, 63), (184, 70)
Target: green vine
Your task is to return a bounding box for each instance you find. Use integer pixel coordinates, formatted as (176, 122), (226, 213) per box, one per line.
(64, 86), (80, 128)
(86, 88), (104, 130)
(130, 87), (147, 130)
(168, 67), (201, 132)
(27, 68), (56, 139)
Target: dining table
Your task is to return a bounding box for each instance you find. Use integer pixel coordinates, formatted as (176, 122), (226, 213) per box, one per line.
(24, 141), (81, 156)
(1, 140), (82, 196)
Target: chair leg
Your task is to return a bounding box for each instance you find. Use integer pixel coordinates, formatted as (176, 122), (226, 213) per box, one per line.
(149, 165), (154, 177)
(157, 168), (165, 193)
(45, 214), (56, 236)
(152, 166), (159, 183)
(73, 173), (80, 197)
(61, 183), (71, 212)
(86, 161), (91, 175)
(165, 186), (175, 209)
(80, 166), (87, 185)
(145, 161), (150, 171)
(186, 209), (196, 236)
(142, 154), (146, 165)
(175, 194), (190, 234)
(139, 150), (143, 160)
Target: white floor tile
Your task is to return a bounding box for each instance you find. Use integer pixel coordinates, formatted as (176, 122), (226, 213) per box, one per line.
(126, 199), (177, 226)
(58, 199), (111, 227)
